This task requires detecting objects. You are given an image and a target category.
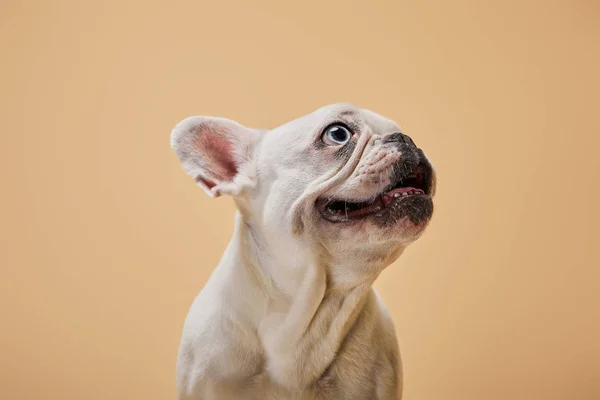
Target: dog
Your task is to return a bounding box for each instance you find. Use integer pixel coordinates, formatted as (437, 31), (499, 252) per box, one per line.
(170, 103), (436, 399)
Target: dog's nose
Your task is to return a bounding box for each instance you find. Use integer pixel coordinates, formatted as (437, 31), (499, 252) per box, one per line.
(383, 132), (416, 147)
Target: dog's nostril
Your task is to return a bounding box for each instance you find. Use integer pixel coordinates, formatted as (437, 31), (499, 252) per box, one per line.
(384, 132), (415, 146)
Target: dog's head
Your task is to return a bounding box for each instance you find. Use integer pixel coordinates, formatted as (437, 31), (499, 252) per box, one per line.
(171, 104), (436, 275)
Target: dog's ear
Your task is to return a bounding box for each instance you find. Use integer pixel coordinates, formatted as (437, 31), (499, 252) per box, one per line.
(171, 116), (260, 198)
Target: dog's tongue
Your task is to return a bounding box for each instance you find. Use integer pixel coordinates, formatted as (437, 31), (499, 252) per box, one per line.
(382, 187), (424, 206)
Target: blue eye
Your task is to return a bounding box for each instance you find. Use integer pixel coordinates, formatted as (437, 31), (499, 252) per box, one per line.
(323, 124), (353, 145)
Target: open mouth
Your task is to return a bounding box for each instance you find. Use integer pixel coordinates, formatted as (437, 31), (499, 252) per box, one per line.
(317, 162), (432, 223)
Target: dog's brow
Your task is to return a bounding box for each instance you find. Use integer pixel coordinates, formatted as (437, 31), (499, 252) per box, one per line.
(334, 110), (363, 132)
(338, 109), (356, 117)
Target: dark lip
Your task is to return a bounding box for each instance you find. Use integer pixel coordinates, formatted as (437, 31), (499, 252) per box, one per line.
(316, 161), (433, 224)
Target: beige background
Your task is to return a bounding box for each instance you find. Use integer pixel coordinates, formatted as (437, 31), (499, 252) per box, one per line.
(2, 1), (599, 399)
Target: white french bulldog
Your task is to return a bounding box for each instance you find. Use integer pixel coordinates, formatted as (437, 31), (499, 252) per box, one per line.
(171, 103), (436, 400)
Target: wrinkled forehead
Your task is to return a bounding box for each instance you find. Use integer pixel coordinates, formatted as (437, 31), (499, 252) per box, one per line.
(264, 103), (401, 149)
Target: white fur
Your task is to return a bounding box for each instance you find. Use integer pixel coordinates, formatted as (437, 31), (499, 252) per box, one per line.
(171, 104), (436, 399)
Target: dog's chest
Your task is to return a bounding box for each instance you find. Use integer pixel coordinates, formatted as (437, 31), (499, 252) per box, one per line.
(242, 370), (373, 400)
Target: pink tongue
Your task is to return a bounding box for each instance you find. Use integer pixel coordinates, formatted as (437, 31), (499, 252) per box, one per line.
(382, 187), (424, 206)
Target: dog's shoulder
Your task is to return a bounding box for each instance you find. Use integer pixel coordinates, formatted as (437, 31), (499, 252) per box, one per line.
(176, 281), (265, 396)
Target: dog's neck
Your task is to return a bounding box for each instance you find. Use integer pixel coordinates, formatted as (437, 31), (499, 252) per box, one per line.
(232, 211), (379, 298)
(222, 213), (377, 388)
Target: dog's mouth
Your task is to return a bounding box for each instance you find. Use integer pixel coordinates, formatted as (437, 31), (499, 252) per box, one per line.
(316, 162), (433, 224)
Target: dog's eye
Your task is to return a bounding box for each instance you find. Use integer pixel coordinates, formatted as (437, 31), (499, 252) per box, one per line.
(322, 124), (353, 146)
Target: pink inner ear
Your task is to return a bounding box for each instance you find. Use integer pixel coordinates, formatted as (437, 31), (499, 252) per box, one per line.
(194, 131), (239, 183)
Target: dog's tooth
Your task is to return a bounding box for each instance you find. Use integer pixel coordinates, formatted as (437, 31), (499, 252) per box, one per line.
(393, 193), (400, 198)
(402, 192), (408, 197)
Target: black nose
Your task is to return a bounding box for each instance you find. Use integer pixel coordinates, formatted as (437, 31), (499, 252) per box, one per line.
(383, 132), (416, 147)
